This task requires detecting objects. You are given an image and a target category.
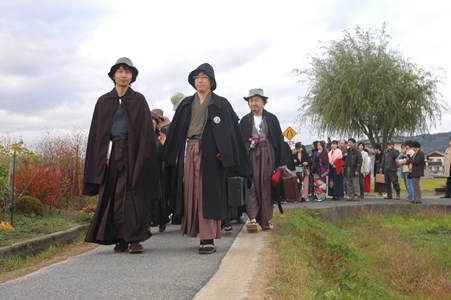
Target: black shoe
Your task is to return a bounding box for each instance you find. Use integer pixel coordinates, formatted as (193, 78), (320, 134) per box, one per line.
(114, 242), (129, 253)
(384, 196), (392, 200)
(128, 242), (144, 254)
(199, 240), (216, 254)
(223, 226), (233, 235)
(159, 224), (166, 232)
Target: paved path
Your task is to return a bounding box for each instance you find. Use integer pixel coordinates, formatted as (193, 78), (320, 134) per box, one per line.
(1, 197), (450, 300)
(0, 223), (244, 300)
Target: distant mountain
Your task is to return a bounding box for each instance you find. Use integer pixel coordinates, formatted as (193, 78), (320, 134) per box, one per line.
(301, 131), (451, 154)
(403, 131), (451, 154)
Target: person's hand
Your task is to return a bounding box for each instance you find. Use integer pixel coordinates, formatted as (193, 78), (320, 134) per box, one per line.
(355, 171), (359, 176)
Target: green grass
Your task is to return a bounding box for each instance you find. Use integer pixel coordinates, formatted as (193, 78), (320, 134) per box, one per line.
(372, 177), (446, 192)
(0, 234), (87, 275)
(269, 208), (451, 299)
(0, 210), (91, 247)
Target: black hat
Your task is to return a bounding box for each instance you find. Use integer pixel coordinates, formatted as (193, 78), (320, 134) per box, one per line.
(188, 63), (216, 91)
(411, 141), (421, 148)
(387, 140), (394, 145)
(108, 57), (139, 83)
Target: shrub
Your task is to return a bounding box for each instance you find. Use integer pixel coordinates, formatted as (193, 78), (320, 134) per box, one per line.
(0, 221), (15, 231)
(14, 160), (68, 209)
(15, 195), (44, 216)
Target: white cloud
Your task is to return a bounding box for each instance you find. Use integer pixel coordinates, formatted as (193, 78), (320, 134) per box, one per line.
(1, 0), (450, 146)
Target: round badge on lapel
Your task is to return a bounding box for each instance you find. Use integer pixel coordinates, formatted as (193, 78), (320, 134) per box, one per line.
(213, 116), (221, 124)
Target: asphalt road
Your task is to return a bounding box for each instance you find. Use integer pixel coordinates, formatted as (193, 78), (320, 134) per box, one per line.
(0, 222), (244, 300)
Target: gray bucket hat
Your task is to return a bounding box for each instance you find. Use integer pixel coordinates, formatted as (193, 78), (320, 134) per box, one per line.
(170, 92), (185, 111)
(243, 88), (268, 101)
(108, 57), (139, 83)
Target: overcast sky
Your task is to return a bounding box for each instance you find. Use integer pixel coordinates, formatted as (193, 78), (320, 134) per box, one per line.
(1, 0), (450, 146)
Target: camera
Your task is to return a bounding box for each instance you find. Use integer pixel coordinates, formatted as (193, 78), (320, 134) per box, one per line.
(249, 138), (259, 150)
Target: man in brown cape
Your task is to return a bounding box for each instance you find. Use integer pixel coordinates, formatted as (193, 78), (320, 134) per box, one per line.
(83, 57), (160, 254)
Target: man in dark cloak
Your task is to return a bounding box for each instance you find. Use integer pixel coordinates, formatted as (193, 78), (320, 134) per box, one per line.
(83, 57), (160, 254)
(163, 63), (250, 254)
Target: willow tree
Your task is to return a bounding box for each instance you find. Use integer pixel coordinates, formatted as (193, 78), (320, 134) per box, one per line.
(294, 24), (447, 149)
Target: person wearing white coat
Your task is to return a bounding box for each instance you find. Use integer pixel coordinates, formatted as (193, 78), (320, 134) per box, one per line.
(358, 142), (370, 199)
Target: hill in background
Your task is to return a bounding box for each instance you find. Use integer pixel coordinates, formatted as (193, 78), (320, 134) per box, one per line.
(301, 131), (451, 154)
(405, 131), (450, 154)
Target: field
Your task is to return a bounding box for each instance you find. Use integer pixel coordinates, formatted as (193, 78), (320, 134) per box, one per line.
(262, 208), (451, 299)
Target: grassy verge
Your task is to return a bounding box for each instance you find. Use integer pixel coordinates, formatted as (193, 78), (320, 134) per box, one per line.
(371, 177), (446, 192)
(268, 208), (451, 299)
(0, 210), (91, 247)
(0, 234), (97, 283)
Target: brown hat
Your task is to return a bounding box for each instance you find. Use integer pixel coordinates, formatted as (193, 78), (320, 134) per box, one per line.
(151, 108), (164, 120)
(151, 108), (164, 123)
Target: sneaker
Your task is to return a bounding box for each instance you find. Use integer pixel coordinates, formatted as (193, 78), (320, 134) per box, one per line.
(159, 224), (166, 233)
(352, 197), (360, 202)
(113, 242), (129, 253)
(316, 198), (324, 202)
(383, 196), (392, 200)
(128, 242), (144, 254)
(199, 241), (216, 254)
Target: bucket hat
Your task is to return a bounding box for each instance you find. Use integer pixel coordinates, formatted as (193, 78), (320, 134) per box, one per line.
(108, 57), (139, 83)
(243, 88), (268, 101)
(188, 63), (216, 91)
(171, 92), (185, 111)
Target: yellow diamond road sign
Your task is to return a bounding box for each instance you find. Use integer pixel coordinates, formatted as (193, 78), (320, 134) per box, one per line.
(283, 126), (297, 141)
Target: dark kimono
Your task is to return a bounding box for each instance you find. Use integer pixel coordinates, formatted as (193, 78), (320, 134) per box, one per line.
(373, 152), (385, 193)
(163, 93), (250, 221)
(83, 87), (160, 245)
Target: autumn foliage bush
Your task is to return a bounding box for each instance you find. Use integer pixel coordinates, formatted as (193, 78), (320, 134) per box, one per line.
(14, 159), (68, 209)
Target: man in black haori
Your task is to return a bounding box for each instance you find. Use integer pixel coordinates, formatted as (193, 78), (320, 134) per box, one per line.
(163, 63), (250, 254)
(240, 88), (287, 232)
(83, 57), (160, 254)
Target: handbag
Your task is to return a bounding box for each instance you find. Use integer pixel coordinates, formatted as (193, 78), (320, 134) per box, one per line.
(375, 173), (385, 183)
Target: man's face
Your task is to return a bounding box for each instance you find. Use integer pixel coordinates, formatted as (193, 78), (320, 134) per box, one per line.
(339, 140), (346, 149)
(348, 140), (355, 149)
(387, 144), (394, 150)
(401, 145), (406, 154)
(114, 66), (133, 87)
(248, 96), (265, 113)
(194, 71), (212, 93)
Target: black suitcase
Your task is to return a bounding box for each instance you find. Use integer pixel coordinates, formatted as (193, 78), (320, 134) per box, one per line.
(227, 177), (247, 207)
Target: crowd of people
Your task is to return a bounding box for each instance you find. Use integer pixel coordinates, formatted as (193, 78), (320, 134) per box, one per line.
(291, 138), (450, 206)
(82, 57), (451, 255)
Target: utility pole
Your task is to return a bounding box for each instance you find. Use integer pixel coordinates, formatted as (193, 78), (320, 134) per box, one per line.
(10, 151), (16, 226)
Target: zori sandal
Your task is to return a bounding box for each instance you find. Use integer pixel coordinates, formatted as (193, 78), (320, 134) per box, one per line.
(246, 220), (258, 233)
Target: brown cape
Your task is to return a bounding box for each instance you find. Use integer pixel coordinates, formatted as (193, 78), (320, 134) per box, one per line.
(83, 87), (160, 244)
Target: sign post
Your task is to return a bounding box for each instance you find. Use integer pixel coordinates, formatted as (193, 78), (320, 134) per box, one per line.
(282, 126), (297, 141)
